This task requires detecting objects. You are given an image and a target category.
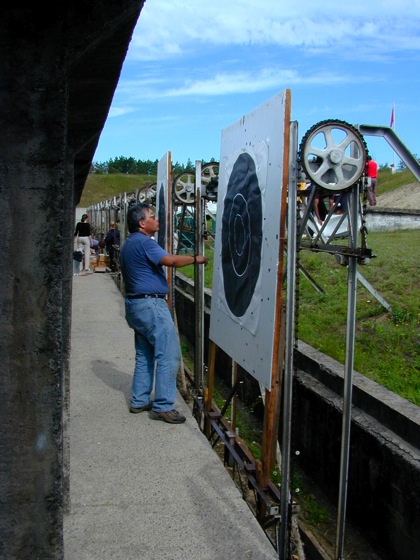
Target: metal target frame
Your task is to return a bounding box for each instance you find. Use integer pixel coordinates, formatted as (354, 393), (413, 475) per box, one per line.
(172, 162), (219, 255)
(284, 119), (372, 560)
(286, 119), (420, 560)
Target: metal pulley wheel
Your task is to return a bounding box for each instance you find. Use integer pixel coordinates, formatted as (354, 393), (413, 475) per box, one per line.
(173, 162), (219, 204)
(201, 162), (219, 201)
(145, 183), (157, 202)
(138, 184), (156, 202)
(201, 162), (219, 186)
(173, 172), (195, 204)
(299, 120), (367, 190)
(138, 186), (149, 202)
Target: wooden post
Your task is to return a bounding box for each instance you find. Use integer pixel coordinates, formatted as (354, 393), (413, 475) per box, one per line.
(258, 90), (291, 489)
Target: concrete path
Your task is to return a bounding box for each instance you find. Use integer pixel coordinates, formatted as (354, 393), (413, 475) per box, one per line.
(64, 272), (278, 560)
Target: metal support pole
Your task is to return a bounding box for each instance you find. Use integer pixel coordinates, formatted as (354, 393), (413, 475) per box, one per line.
(335, 183), (359, 560)
(279, 120), (298, 559)
(194, 161), (205, 392)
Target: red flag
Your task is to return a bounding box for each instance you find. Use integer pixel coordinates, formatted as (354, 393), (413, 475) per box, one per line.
(390, 106), (395, 128)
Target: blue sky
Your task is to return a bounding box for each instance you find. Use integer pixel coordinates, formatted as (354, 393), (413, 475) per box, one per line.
(93, 0), (420, 169)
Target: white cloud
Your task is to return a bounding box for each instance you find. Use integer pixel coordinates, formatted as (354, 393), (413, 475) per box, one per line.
(160, 69), (369, 97)
(111, 67), (375, 103)
(108, 107), (134, 117)
(132, 0), (420, 61)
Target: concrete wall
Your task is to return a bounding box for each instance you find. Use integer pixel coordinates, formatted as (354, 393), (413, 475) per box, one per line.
(366, 207), (420, 231)
(174, 273), (420, 560)
(0, 5), (143, 558)
(293, 348), (420, 560)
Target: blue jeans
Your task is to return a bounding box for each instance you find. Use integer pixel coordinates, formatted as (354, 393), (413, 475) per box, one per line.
(125, 298), (181, 412)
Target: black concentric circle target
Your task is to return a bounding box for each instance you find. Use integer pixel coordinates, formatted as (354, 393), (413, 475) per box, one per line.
(221, 152), (262, 317)
(157, 183), (166, 249)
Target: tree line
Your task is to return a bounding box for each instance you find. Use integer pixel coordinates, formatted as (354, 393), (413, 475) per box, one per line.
(91, 156), (218, 176)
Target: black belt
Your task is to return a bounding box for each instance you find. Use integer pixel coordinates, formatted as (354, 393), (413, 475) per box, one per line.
(127, 293), (167, 299)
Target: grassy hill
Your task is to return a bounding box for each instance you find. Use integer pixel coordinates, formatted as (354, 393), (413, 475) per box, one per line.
(79, 173), (157, 207)
(375, 167), (419, 195)
(79, 168), (418, 208)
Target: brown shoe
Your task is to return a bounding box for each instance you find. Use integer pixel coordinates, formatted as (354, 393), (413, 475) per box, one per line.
(149, 409), (186, 424)
(129, 403), (153, 414)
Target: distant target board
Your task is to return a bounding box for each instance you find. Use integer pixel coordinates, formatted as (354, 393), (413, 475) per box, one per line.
(209, 91), (290, 390)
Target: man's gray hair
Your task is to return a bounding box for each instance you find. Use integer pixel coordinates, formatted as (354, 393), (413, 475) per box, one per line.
(127, 203), (151, 233)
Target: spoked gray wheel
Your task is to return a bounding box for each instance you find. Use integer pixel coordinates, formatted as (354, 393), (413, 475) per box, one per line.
(147, 183), (157, 202)
(138, 186), (150, 202)
(201, 162), (219, 186)
(299, 120), (367, 190)
(173, 172), (195, 204)
(173, 163), (220, 204)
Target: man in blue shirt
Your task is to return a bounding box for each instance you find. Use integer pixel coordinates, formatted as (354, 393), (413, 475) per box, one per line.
(120, 203), (208, 424)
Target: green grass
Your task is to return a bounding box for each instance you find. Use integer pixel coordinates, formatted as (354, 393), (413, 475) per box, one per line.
(178, 226), (419, 540)
(296, 231), (419, 405)
(79, 173), (157, 207)
(375, 167), (418, 195)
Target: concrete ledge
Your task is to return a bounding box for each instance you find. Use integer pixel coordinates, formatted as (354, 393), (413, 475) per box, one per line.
(365, 207), (420, 231)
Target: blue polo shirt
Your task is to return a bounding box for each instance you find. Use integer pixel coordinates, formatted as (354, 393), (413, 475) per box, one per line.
(120, 232), (168, 296)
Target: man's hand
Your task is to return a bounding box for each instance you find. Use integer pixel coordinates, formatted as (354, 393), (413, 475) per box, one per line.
(195, 255), (208, 265)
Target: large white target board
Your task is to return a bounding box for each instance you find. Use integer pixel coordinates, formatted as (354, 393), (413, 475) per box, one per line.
(209, 91), (290, 390)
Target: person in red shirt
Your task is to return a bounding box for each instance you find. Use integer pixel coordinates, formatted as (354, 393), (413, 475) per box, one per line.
(365, 156), (378, 206)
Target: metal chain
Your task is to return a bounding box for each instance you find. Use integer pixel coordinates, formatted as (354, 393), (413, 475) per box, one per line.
(359, 174), (370, 255)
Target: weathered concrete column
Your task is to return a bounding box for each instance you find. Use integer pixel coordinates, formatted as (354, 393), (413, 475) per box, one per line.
(0, 31), (73, 558)
(0, 4), (144, 557)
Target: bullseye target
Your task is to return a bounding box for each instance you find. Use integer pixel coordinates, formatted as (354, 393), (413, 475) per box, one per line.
(221, 152), (262, 318)
(157, 183), (166, 249)
(209, 90), (291, 390)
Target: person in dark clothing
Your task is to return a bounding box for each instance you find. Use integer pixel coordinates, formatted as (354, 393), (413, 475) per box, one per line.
(74, 213), (93, 272)
(104, 221), (121, 271)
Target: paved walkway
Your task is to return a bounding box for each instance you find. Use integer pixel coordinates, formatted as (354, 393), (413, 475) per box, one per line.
(64, 272), (278, 560)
